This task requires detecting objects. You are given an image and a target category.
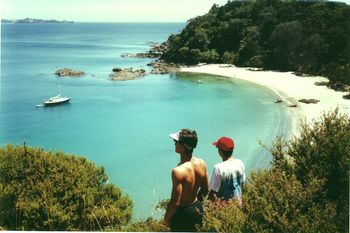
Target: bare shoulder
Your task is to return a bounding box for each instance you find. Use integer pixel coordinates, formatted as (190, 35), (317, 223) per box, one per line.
(192, 156), (207, 168)
(172, 166), (186, 180)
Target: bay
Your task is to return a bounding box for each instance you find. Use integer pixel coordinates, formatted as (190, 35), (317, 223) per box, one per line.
(0, 23), (291, 219)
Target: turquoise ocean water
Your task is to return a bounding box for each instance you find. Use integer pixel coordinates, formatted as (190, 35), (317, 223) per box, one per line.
(1, 23), (291, 219)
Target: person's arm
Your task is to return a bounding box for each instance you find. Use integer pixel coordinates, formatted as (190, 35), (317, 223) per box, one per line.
(208, 166), (221, 201)
(164, 168), (183, 226)
(240, 161), (246, 194)
(208, 190), (218, 201)
(197, 163), (209, 201)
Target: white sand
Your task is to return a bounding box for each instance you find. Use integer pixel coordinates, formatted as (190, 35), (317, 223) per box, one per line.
(180, 64), (350, 136)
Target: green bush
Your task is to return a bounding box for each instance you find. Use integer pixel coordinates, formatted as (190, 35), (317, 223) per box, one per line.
(0, 145), (133, 231)
(120, 218), (169, 232)
(199, 200), (245, 233)
(243, 169), (339, 233)
(201, 109), (349, 232)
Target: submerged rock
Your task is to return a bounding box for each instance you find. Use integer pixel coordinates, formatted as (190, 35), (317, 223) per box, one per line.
(55, 68), (85, 77)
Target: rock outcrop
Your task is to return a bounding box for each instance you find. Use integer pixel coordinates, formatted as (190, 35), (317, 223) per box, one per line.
(121, 42), (168, 59)
(55, 68), (85, 77)
(109, 68), (146, 81)
(298, 99), (320, 104)
(119, 41), (178, 76)
(149, 60), (179, 74)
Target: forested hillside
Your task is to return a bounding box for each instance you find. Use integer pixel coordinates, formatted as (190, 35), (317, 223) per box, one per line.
(162, 0), (350, 85)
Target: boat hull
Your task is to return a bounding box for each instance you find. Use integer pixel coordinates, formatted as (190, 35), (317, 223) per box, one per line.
(43, 97), (71, 106)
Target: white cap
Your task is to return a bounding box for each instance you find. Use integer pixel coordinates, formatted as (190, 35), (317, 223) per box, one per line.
(169, 132), (180, 141)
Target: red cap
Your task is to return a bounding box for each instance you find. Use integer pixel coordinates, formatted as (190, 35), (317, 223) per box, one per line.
(212, 137), (234, 151)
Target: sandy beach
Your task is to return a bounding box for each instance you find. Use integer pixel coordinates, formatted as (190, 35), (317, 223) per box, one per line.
(181, 64), (350, 136)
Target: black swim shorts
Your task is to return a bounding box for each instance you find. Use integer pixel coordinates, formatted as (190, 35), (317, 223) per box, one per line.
(169, 200), (204, 232)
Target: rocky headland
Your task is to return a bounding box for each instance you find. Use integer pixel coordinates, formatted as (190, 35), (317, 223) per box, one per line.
(121, 42), (179, 76)
(148, 60), (180, 74)
(121, 42), (168, 59)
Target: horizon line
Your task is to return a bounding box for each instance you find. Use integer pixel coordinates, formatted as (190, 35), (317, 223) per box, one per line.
(1, 18), (187, 24)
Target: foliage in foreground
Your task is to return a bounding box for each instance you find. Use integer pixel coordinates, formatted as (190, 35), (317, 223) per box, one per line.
(118, 218), (169, 232)
(200, 200), (245, 233)
(0, 145), (133, 231)
(198, 109), (349, 232)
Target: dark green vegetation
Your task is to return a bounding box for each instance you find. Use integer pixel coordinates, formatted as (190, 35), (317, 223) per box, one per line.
(198, 109), (349, 232)
(0, 145), (132, 231)
(162, 0), (350, 85)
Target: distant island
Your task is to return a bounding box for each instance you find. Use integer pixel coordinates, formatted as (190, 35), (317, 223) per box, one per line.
(1, 18), (74, 24)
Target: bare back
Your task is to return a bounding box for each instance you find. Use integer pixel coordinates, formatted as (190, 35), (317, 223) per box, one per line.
(174, 156), (208, 205)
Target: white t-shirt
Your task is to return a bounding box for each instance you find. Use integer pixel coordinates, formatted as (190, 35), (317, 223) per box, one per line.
(209, 158), (246, 200)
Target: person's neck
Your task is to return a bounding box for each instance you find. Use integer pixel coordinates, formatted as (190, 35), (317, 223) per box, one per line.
(222, 156), (233, 162)
(180, 153), (192, 164)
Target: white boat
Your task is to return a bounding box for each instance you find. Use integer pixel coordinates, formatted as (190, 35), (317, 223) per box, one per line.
(43, 94), (71, 106)
(39, 78), (71, 107)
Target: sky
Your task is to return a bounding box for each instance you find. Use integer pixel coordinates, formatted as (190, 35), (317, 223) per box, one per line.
(1, 0), (349, 22)
(1, 0), (229, 22)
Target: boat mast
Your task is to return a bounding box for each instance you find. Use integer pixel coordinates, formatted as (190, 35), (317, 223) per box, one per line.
(58, 77), (61, 96)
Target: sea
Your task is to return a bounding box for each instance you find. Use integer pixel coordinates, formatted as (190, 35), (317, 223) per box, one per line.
(0, 22), (291, 220)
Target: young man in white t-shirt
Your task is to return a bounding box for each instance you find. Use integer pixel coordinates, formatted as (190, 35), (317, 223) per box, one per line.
(208, 136), (246, 204)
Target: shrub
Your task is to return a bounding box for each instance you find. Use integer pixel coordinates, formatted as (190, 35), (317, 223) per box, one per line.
(201, 109), (349, 232)
(120, 218), (169, 232)
(243, 169), (339, 233)
(244, 109), (349, 232)
(199, 199), (245, 233)
(0, 145), (133, 231)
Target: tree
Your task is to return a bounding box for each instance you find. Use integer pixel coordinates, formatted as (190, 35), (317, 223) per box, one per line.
(237, 26), (263, 66)
(0, 145), (133, 231)
(266, 20), (303, 70)
(199, 49), (220, 63)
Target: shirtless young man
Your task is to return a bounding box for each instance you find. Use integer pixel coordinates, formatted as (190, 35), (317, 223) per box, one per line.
(164, 129), (209, 232)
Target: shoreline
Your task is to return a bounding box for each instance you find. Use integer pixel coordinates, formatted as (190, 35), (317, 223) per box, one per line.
(180, 64), (350, 137)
